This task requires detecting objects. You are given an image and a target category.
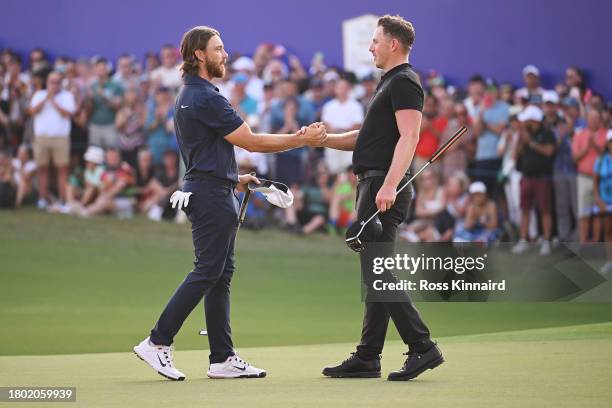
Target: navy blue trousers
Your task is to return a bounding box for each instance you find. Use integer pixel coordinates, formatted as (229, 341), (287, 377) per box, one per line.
(150, 177), (239, 364)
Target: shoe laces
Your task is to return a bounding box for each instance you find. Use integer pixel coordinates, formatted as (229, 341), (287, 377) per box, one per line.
(158, 345), (175, 367)
(402, 351), (421, 368)
(232, 352), (249, 367)
(344, 352), (380, 364)
(342, 352), (357, 365)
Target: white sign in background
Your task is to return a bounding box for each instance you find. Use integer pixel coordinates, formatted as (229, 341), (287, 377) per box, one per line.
(342, 14), (380, 74)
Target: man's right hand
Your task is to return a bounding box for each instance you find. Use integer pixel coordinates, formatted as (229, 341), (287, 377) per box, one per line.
(298, 122), (327, 146)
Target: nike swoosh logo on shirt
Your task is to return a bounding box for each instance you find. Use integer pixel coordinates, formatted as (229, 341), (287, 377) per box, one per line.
(157, 355), (167, 367)
(181, 105), (189, 109)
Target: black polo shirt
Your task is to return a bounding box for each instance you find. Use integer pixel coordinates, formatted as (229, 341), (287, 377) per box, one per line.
(174, 74), (244, 182)
(519, 125), (556, 177)
(353, 63), (424, 174)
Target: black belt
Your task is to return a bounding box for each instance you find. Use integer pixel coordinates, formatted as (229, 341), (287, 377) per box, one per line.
(356, 170), (410, 182)
(184, 172), (236, 187)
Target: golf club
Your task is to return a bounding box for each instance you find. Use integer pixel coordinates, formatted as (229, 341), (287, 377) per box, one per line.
(237, 172), (256, 231)
(346, 126), (468, 252)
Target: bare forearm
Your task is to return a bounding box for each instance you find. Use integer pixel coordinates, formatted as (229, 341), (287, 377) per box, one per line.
(594, 175), (601, 200)
(247, 132), (304, 153)
(52, 101), (72, 118)
(322, 130), (359, 151)
(384, 131), (419, 190)
(29, 100), (46, 115)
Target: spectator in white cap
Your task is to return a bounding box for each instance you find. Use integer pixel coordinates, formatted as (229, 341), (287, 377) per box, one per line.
(593, 129), (612, 276)
(572, 109), (607, 243)
(232, 56), (263, 103)
(453, 181), (501, 243)
(64, 145), (105, 213)
(515, 65), (545, 105)
(542, 90), (561, 130)
(513, 105), (557, 255)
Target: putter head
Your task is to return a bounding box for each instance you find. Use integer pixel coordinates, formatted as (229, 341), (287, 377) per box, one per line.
(345, 215), (383, 252)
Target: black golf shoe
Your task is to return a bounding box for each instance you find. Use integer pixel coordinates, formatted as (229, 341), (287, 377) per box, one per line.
(322, 353), (381, 378)
(387, 344), (444, 381)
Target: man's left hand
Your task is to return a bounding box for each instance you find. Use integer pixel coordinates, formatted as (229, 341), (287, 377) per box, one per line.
(170, 190), (192, 209)
(375, 183), (397, 212)
(237, 173), (260, 192)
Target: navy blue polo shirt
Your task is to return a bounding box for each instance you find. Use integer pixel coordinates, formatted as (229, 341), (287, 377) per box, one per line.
(174, 74), (244, 182)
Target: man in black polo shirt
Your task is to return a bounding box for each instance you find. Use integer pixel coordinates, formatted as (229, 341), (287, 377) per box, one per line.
(134, 26), (326, 381)
(320, 15), (443, 381)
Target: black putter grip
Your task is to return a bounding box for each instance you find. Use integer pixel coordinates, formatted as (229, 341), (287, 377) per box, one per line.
(429, 126), (467, 163)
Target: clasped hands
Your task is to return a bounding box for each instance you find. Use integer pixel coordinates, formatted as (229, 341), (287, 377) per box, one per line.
(296, 122), (327, 147)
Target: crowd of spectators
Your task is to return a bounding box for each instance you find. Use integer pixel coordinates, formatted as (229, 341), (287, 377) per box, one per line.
(1, 43), (611, 271)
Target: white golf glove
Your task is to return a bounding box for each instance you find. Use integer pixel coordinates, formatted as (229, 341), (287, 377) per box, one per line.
(169, 190), (192, 209)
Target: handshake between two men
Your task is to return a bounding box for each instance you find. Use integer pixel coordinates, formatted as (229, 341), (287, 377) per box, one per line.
(171, 121), (331, 209)
(232, 121), (329, 193)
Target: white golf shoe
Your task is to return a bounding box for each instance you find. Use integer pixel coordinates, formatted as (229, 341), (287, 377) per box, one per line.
(207, 353), (266, 379)
(133, 337), (185, 381)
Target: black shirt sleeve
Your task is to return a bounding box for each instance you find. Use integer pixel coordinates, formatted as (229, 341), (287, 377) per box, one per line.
(389, 76), (424, 112)
(198, 92), (244, 137)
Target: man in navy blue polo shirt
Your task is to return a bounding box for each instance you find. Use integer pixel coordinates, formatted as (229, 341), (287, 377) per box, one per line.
(134, 26), (326, 381)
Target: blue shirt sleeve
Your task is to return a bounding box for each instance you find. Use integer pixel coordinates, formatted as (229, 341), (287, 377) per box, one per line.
(197, 92), (244, 137)
(594, 157), (601, 175)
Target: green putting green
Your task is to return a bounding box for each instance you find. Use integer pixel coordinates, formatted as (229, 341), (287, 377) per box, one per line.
(1, 210), (612, 356)
(0, 323), (611, 408)
(1, 210), (612, 406)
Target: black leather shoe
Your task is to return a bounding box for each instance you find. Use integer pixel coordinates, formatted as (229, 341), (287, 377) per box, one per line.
(322, 353), (381, 378)
(387, 344), (444, 381)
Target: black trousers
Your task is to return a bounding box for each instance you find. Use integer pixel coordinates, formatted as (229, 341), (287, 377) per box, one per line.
(150, 177), (238, 364)
(355, 176), (431, 359)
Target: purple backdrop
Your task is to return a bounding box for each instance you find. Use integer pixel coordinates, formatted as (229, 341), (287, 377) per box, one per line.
(1, 0), (610, 98)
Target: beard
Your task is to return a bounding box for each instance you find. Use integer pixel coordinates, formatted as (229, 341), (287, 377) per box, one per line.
(206, 57), (226, 79)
